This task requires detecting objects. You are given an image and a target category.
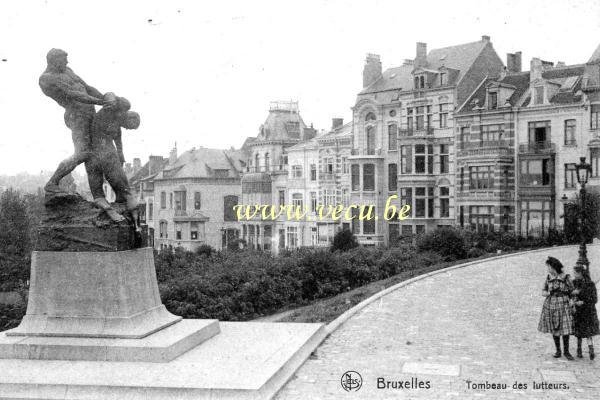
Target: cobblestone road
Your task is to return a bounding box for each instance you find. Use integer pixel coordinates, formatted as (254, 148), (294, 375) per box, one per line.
(276, 246), (600, 400)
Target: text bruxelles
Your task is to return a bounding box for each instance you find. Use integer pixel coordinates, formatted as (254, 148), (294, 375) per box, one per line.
(234, 195), (411, 222)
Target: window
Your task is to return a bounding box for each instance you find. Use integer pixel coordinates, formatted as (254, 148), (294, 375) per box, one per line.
(400, 188), (413, 218)
(427, 187), (434, 218)
(264, 153), (270, 171)
(351, 207), (360, 234)
(439, 104), (448, 128)
(389, 223), (399, 243)
(460, 167), (465, 191)
(148, 202), (153, 220)
(311, 227), (318, 246)
(388, 163), (398, 191)
(564, 164), (577, 189)
(440, 144), (449, 173)
(460, 126), (470, 150)
(426, 105), (432, 129)
(224, 195), (238, 221)
(470, 206), (495, 232)
(190, 222), (200, 240)
(160, 191), (166, 209)
(592, 148), (600, 177)
(342, 189), (350, 207)
(440, 187), (450, 218)
(407, 108), (414, 133)
(292, 193), (303, 209)
(488, 92), (498, 110)
(415, 145), (432, 174)
(286, 227), (298, 248)
(501, 206), (511, 232)
(564, 119), (576, 145)
(528, 121), (551, 145)
(420, 76), (425, 88)
(365, 112), (376, 121)
(415, 187), (426, 217)
(175, 223), (182, 240)
(194, 192), (201, 209)
(416, 106), (424, 130)
(401, 225), (413, 237)
(534, 86), (544, 104)
(169, 193), (173, 209)
(363, 207), (376, 234)
(363, 164), (375, 191)
(174, 191), (186, 211)
(351, 164), (360, 191)
(592, 104), (600, 129)
(292, 165), (302, 178)
(342, 157), (349, 174)
(388, 124), (398, 150)
(279, 190), (285, 206)
(310, 192), (317, 212)
(469, 166), (494, 189)
(159, 221), (167, 238)
(401, 145), (412, 174)
(520, 200), (553, 237)
(310, 164), (317, 181)
(480, 124), (502, 145)
(366, 126), (376, 155)
(255, 153), (260, 171)
(416, 225), (425, 235)
(520, 159), (551, 186)
(323, 189), (336, 208)
(440, 72), (447, 86)
(325, 157), (334, 174)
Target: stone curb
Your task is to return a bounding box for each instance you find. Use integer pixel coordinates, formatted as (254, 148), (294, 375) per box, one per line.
(324, 243), (599, 337)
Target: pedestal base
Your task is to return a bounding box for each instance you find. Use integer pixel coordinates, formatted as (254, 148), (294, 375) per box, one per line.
(0, 319), (219, 363)
(0, 321), (326, 400)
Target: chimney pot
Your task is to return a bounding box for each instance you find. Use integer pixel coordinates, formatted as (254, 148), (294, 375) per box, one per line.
(363, 53), (382, 88)
(481, 35), (490, 42)
(332, 118), (344, 129)
(415, 42), (427, 67)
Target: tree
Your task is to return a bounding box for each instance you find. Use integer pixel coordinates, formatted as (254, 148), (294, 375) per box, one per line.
(563, 190), (600, 244)
(0, 189), (30, 256)
(331, 229), (359, 252)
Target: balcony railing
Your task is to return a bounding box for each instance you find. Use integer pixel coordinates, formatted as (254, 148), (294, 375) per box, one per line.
(319, 173), (336, 181)
(245, 164), (288, 173)
(399, 127), (434, 137)
(518, 142), (556, 153)
(457, 140), (512, 157)
(350, 148), (383, 156)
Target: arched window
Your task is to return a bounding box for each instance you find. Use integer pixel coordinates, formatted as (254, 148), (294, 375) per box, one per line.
(264, 153), (270, 171)
(420, 76), (425, 88)
(365, 112), (376, 122)
(366, 126), (376, 155)
(414, 77), (419, 89)
(255, 153), (260, 172)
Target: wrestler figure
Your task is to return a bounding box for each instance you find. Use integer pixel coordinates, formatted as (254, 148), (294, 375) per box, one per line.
(85, 95), (140, 225)
(39, 48), (116, 193)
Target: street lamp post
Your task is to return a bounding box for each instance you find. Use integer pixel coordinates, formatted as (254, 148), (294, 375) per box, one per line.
(575, 156), (592, 270)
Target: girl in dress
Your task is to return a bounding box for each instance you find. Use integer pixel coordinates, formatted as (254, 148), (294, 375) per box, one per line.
(572, 264), (599, 360)
(538, 257), (575, 360)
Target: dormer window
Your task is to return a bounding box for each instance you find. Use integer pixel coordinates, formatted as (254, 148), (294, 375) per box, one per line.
(440, 72), (447, 86)
(534, 86), (544, 105)
(414, 75), (426, 89)
(488, 92), (498, 110)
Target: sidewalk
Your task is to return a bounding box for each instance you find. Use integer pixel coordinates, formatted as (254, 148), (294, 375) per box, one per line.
(275, 245), (600, 399)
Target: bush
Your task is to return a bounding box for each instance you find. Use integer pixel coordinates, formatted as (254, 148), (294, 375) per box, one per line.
(467, 247), (487, 258)
(331, 229), (359, 252)
(195, 244), (214, 257)
(416, 227), (467, 261)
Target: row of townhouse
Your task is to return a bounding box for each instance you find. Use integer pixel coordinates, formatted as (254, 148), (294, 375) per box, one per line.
(239, 36), (600, 254)
(122, 35), (600, 254)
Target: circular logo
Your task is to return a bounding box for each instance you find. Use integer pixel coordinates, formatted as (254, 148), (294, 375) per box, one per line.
(340, 371), (363, 392)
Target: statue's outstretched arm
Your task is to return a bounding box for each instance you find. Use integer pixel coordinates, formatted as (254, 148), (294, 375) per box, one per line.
(41, 75), (104, 105)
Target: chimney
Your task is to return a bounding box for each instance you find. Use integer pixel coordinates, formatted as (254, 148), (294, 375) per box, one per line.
(331, 118), (344, 130)
(530, 58), (543, 82)
(148, 155), (165, 176)
(362, 53), (382, 88)
(415, 42), (427, 68)
(133, 157), (141, 173)
(481, 35), (491, 42)
(506, 51), (522, 73)
(169, 143), (178, 164)
(403, 59), (414, 66)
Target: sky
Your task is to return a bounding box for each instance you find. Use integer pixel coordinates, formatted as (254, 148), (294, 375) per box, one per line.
(0, 0), (599, 175)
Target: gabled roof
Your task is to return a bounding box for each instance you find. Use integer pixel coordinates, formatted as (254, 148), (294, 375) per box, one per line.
(156, 147), (243, 180)
(317, 121), (353, 141)
(129, 157), (169, 185)
(457, 71), (530, 113)
(360, 40), (489, 94)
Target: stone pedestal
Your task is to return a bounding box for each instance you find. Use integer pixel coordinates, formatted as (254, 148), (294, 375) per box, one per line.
(8, 248), (180, 339)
